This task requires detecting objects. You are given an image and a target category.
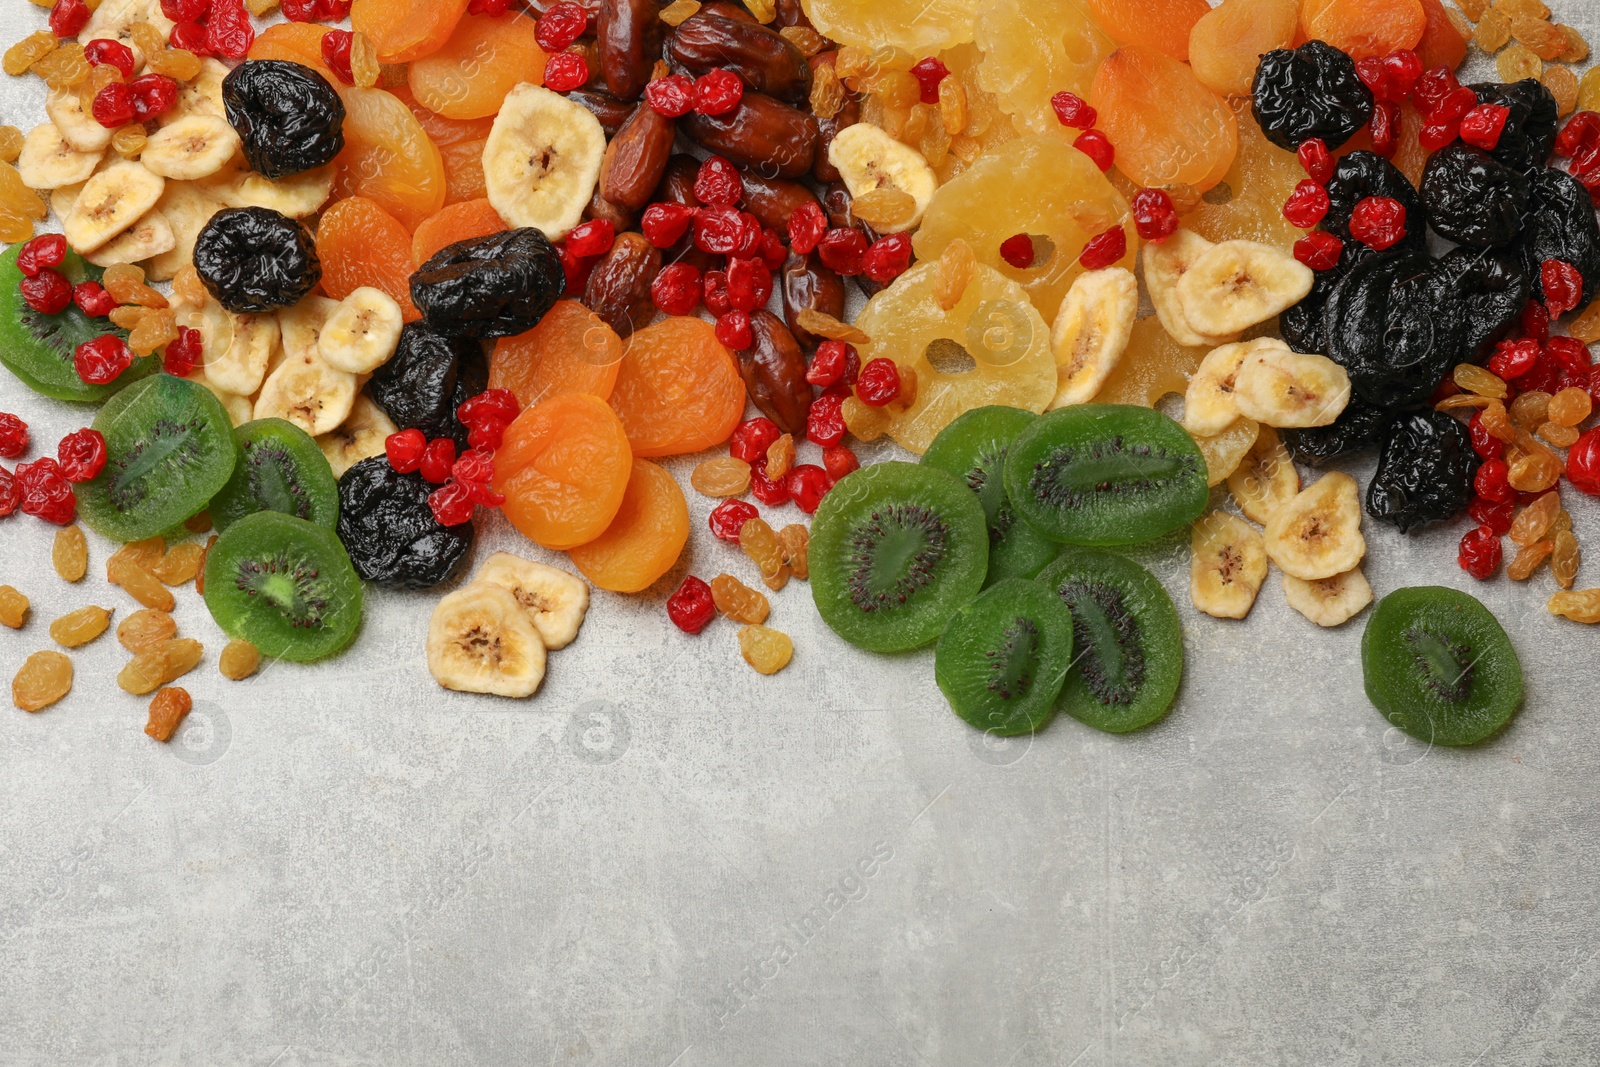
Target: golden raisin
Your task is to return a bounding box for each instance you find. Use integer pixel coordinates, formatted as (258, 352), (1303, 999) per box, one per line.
(51, 524), (87, 582)
(1508, 451), (1562, 493)
(777, 25), (826, 57)
(219, 638), (261, 680)
(117, 607), (176, 653)
(1551, 529), (1580, 590)
(1493, 0), (1548, 20)
(658, 0), (700, 24)
(1476, 11), (1514, 51)
(172, 264), (207, 307)
(35, 42), (90, 90)
(888, 365), (918, 412)
(809, 62), (845, 121)
(710, 573), (769, 624)
(795, 308), (869, 344)
(1436, 393), (1492, 412)
(102, 264), (169, 309)
(1547, 386), (1592, 427)
(1480, 399), (1515, 442)
(109, 555), (176, 611)
(127, 305), (177, 355)
(0, 585), (29, 628)
(150, 540), (205, 585)
(765, 433), (795, 480)
(934, 237), (976, 311)
(1455, 0), (1489, 17)
(145, 47), (203, 81)
(1510, 15), (1566, 59)
(738, 624), (793, 674)
(1509, 390), (1551, 429)
(1549, 589), (1600, 623)
(144, 686), (193, 741)
(1498, 43), (1544, 82)
(1539, 421), (1579, 448)
(739, 515), (787, 583)
(937, 75), (967, 136)
(1507, 539), (1555, 580)
(0, 125), (20, 164)
(118, 637), (202, 695)
(87, 62), (123, 93)
(350, 31), (380, 88)
(842, 395), (890, 441)
(851, 187), (917, 230)
(1571, 299), (1600, 342)
(107, 536), (165, 579)
(49, 605), (111, 648)
(3, 31), (56, 77)
(129, 21), (166, 57)
(1558, 24), (1589, 63)
(743, 0), (776, 22)
(1453, 363), (1508, 398)
(13, 650), (71, 712)
(690, 456), (751, 497)
(111, 124), (146, 159)
(245, 0), (278, 13)
(1543, 64), (1579, 115)
(777, 523), (809, 580)
(1510, 490), (1560, 546)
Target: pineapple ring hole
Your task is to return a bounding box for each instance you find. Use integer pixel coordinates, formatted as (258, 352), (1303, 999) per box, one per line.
(924, 338), (977, 375)
(1018, 234), (1056, 270)
(1202, 181), (1233, 206)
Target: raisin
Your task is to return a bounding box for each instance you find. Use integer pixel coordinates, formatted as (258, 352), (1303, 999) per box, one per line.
(109, 556), (177, 612)
(1551, 529), (1580, 589)
(52, 524), (88, 582)
(1471, 78), (1558, 173)
(336, 456), (475, 589)
(13, 651), (71, 712)
(1366, 408), (1480, 532)
(368, 323), (488, 448)
(1251, 41), (1374, 152)
(222, 60), (346, 179)
(49, 605), (111, 648)
(219, 638), (260, 679)
(118, 637), (202, 695)
(411, 228), (565, 339)
(193, 207), (320, 313)
(690, 456), (751, 497)
(1322, 150), (1427, 256)
(738, 623), (793, 674)
(144, 686), (192, 742)
(1419, 143), (1530, 248)
(1507, 539), (1555, 580)
(1324, 249), (1465, 409)
(776, 523), (808, 579)
(1440, 245), (1530, 363)
(150, 541), (206, 585)
(0, 585), (30, 629)
(710, 572), (769, 624)
(1517, 167), (1600, 308)
(117, 608), (176, 653)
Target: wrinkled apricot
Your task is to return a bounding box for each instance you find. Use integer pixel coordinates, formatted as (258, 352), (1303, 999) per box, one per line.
(1091, 46), (1239, 192)
(412, 198), (507, 267)
(318, 196), (422, 321)
(1083, 0), (1210, 62)
(408, 12), (548, 119)
(352, 0), (472, 63)
(249, 23), (341, 84)
(331, 86), (446, 230)
(1301, 0), (1427, 59)
(568, 460), (690, 592)
(493, 392), (633, 551)
(1189, 0), (1300, 98)
(607, 316), (746, 457)
(440, 139), (490, 204)
(1415, 0), (1468, 71)
(490, 300), (622, 407)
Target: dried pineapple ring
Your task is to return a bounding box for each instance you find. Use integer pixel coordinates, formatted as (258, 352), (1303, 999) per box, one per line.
(913, 135), (1136, 321)
(974, 0), (1114, 134)
(853, 260), (1055, 455)
(801, 0), (978, 55)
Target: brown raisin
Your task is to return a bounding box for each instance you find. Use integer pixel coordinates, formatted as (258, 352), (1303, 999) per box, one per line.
(145, 687), (193, 742)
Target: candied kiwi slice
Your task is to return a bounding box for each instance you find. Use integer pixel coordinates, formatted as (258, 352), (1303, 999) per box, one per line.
(1038, 548), (1182, 734)
(935, 578), (1074, 737)
(210, 418), (340, 532)
(0, 244), (155, 402)
(1361, 586), (1523, 746)
(202, 510), (364, 662)
(922, 405), (1060, 585)
(809, 461), (988, 653)
(77, 374), (237, 542)
(1003, 405), (1208, 546)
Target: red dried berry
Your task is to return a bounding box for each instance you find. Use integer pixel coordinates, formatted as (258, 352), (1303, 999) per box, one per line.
(1079, 225), (1127, 270)
(759, 227), (787, 270)
(1293, 231), (1343, 271)
(71, 281), (114, 319)
(645, 74), (696, 117)
(1541, 259), (1583, 317)
(667, 575), (717, 633)
(279, 0), (316, 18)
(784, 464), (830, 513)
(457, 388), (520, 431)
(854, 358), (901, 406)
(694, 69), (744, 115)
(1459, 103), (1510, 152)
(56, 428), (106, 483)
(321, 29), (354, 84)
(709, 498), (759, 542)
(787, 201), (827, 255)
(821, 444), (859, 481)
(1457, 525), (1501, 580)
(1369, 100), (1399, 159)
(715, 310), (752, 350)
(1050, 91), (1096, 129)
(1466, 411), (1501, 459)
(694, 155), (743, 207)
(1488, 337), (1541, 379)
(1513, 349), (1561, 395)
(385, 428), (426, 473)
(1297, 138), (1334, 184)
(428, 480), (475, 526)
(451, 448), (495, 487)
(536, 2), (588, 51)
(735, 210), (763, 257)
(702, 269), (732, 316)
(1073, 128), (1114, 171)
(73, 335), (132, 385)
(565, 219), (615, 259)
(1434, 85), (1479, 124)
(1382, 49), (1422, 99)
(16, 234), (66, 278)
(0, 467), (16, 517)
(804, 340), (850, 386)
(0, 414), (29, 458)
(91, 83), (136, 128)
(1348, 195), (1406, 250)
(129, 73), (180, 120)
(84, 38), (136, 78)
(651, 262), (702, 316)
(998, 233), (1035, 269)
(1131, 188), (1178, 243)
(16, 458), (76, 525)
(49, 0), (91, 37)
(1473, 456), (1513, 503)
(169, 21), (209, 54)
(1519, 299), (1550, 342)
(419, 437), (456, 483)
(162, 325), (203, 376)
(1418, 118), (1458, 153)
(1556, 110), (1600, 161)
(1568, 428), (1600, 496)
(544, 52), (589, 93)
(806, 391), (846, 447)
(204, 0), (253, 59)
(863, 232), (913, 283)
(748, 460), (789, 505)
(693, 205), (743, 255)
(640, 202), (695, 248)
(1468, 494), (1515, 533)
(20, 269), (73, 316)
(1355, 56), (1390, 100)
(909, 56), (948, 104)
(1413, 65), (1459, 114)
(726, 255), (772, 312)
(1282, 179), (1331, 228)
(817, 227), (868, 276)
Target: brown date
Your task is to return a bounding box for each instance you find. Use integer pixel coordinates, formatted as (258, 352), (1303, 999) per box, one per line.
(822, 183), (856, 229)
(813, 94), (859, 184)
(583, 232), (661, 338)
(586, 188), (638, 233)
(739, 172), (820, 232)
(740, 309), (813, 434)
(599, 103), (675, 209)
(597, 0), (660, 101)
(680, 93), (818, 178)
(652, 153), (701, 207)
(775, 0), (813, 28)
(566, 87), (636, 135)
(781, 253), (845, 350)
(667, 12), (812, 102)
(700, 0), (758, 22)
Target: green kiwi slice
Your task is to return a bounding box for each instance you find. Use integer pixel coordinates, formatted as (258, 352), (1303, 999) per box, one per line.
(921, 405), (1060, 585)
(809, 461), (988, 653)
(935, 578), (1074, 737)
(1038, 548), (1183, 734)
(1003, 404), (1208, 546)
(209, 418), (340, 532)
(1361, 586), (1523, 745)
(77, 374), (238, 542)
(0, 244), (157, 402)
(203, 510), (364, 662)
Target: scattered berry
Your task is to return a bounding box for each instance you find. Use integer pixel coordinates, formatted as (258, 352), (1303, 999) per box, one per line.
(16, 235), (66, 278)
(702, 269), (732, 316)
(909, 57), (948, 104)
(385, 428), (426, 474)
(1050, 91), (1097, 129)
(0, 414), (29, 458)
(1369, 100), (1399, 159)
(56, 428), (106, 483)
(998, 233), (1035, 269)
(715, 309), (752, 350)
(73, 335), (132, 385)
(806, 392), (847, 448)
(543, 52), (588, 93)
(162, 325), (203, 376)
(1297, 138), (1334, 185)
(817, 227), (868, 276)
(640, 201), (695, 248)
(1079, 225), (1127, 270)
(1293, 231), (1343, 271)
(321, 29), (354, 83)
(667, 575), (716, 633)
(1541, 259), (1583, 317)
(1489, 338), (1541, 380)
(1459, 104), (1510, 151)
(1348, 196), (1406, 250)
(726, 255), (772, 312)
(822, 445), (859, 481)
(1473, 456), (1513, 503)
(863, 233), (913, 283)
(1282, 179), (1331, 228)
(16, 458), (76, 525)
(646, 74), (696, 117)
(855, 358), (901, 406)
(20, 269), (73, 315)
(694, 69), (744, 115)
(709, 498), (759, 542)
(787, 201), (826, 255)
(419, 437), (456, 483)
(535, 2), (588, 51)
(1073, 129), (1114, 171)
(784, 464), (830, 513)
(92, 83), (137, 128)
(1568, 428), (1600, 496)
(651, 262), (702, 315)
(694, 155), (743, 206)
(1457, 525), (1501, 580)
(427, 480), (474, 526)
(1131, 188), (1178, 242)
(48, 0), (91, 37)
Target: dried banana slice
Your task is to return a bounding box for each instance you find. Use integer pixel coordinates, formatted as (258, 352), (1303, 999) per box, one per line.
(84, 209), (175, 267)
(1263, 471), (1366, 581)
(1047, 266), (1137, 408)
(1183, 337), (1287, 437)
(1142, 229), (1240, 348)
(1175, 238), (1314, 337)
(1190, 511), (1269, 620)
(483, 83), (604, 240)
(427, 583), (547, 698)
(317, 394), (398, 478)
(63, 159), (164, 254)
(1226, 425), (1299, 525)
(1232, 346), (1351, 428)
(1283, 567), (1373, 627)
(139, 115), (240, 181)
(317, 287), (403, 374)
(252, 348), (357, 436)
(472, 552), (591, 650)
(16, 123), (102, 189)
(828, 122), (939, 233)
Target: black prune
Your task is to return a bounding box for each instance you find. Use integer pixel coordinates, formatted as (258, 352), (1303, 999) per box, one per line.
(1281, 263), (1343, 355)
(336, 457), (474, 590)
(1440, 245), (1529, 363)
(193, 207), (320, 313)
(1365, 409), (1480, 533)
(410, 228), (565, 339)
(1419, 143), (1529, 248)
(1516, 166), (1600, 307)
(1281, 396), (1391, 466)
(1251, 41), (1374, 152)
(1470, 79), (1558, 174)
(221, 60), (345, 180)
(368, 323), (486, 447)
(1324, 249), (1465, 409)
(1323, 151), (1427, 255)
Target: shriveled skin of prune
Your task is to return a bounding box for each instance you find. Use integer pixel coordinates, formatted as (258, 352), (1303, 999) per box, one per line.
(336, 457), (474, 589)
(1420, 143), (1529, 248)
(1324, 151), (1427, 255)
(1440, 245), (1529, 364)
(1251, 41), (1374, 152)
(193, 207), (320, 313)
(1281, 396), (1391, 466)
(1281, 264), (1343, 355)
(222, 60), (345, 180)
(367, 323), (486, 447)
(411, 228), (565, 339)
(1324, 249), (1465, 409)
(1471, 79), (1558, 174)
(1516, 166), (1600, 307)
(1366, 409), (1480, 533)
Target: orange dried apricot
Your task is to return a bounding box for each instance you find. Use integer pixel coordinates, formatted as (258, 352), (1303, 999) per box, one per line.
(1189, 0), (1300, 98)
(1415, 0), (1468, 71)
(568, 460), (690, 592)
(317, 196), (422, 321)
(440, 139), (490, 204)
(493, 392), (633, 550)
(607, 316), (746, 457)
(411, 198), (507, 268)
(1082, 0), (1211, 62)
(1301, 0), (1427, 60)
(248, 23), (341, 84)
(490, 300), (622, 407)
(1090, 47), (1239, 192)
(352, 0), (472, 63)
(408, 12), (548, 119)
(331, 86), (446, 229)
(391, 84), (497, 145)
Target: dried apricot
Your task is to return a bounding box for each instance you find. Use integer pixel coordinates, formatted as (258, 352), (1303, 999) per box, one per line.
(1415, 0), (1469, 70)
(392, 84), (496, 145)
(494, 392), (633, 550)
(144, 687), (193, 742)
(490, 299), (623, 407)
(1090, 46), (1239, 192)
(317, 196), (422, 321)
(331, 86), (446, 229)
(408, 12), (547, 120)
(14, 651), (71, 712)
(439, 138), (490, 204)
(52, 525), (88, 582)
(607, 317), (746, 457)
(352, 0), (471, 63)
(248, 22), (341, 84)
(568, 460), (690, 592)
(1083, 0), (1210, 61)
(1301, 0), (1428, 59)
(1189, 0), (1300, 98)
(411, 198), (507, 268)
(50, 606), (111, 648)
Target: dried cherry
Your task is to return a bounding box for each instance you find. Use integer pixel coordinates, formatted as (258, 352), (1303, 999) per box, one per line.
(1322, 151), (1426, 256)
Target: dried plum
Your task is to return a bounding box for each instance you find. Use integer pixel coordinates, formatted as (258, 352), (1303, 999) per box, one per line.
(1516, 167), (1600, 307)
(1419, 143), (1529, 248)
(367, 323), (487, 448)
(410, 228), (565, 339)
(1324, 249), (1464, 409)
(336, 456), (474, 590)
(1281, 396), (1390, 466)
(1324, 151), (1426, 255)
(222, 60), (345, 180)
(1440, 245), (1529, 364)
(193, 207), (320, 313)
(1281, 263), (1343, 355)
(1471, 80), (1558, 174)
(1251, 41), (1374, 152)
(1366, 409), (1479, 533)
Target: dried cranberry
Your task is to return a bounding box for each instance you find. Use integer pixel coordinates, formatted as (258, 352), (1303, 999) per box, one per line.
(428, 480), (475, 526)
(1468, 494), (1515, 533)
(709, 498), (759, 541)
(1546, 335), (1591, 381)
(419, 437), (456, 483)
(386, 428), (427, 473)
(536, 2), (588, 51)
(694, 156), (743, 207)
(1457, 525), (1501, 580)
(1473, 456), (1513, 503)
(1383, 49), (1422, 99)
(1293, 231), (1343, 271)
(162, 325), (203, 376)
(702, 269), (732, 316)
(726, 256), (772, 312)
(855, 358), (900, 406)
(787, 201), (826, 255)
(1519, 299), (1550, 342)
(667, 575), (717, 633)
(159, 0), (208, 20)
(1369, 100), (1399, 159)
(0, 414), (29, 458)
(73, 335), (131, 385)
(1348, 195), (1406, 250)
(1298, 138), (1334, 184)
(458, 388), (519, 431)
(1079, 225), (1127, 270)
(204, 0), (253, 59)
(784, 464), (830, 513)
(128, 73), (179, 120)
(20, 269), (73, 316)
(910, 57), (949, 104)
(1513, 350), (1562, 395)
(640, 203), (695, 249)
(1355, 56), (1390, 100)
(70, 280), (114, 318)
(1459, 103), (1510, 152)
(49, 0), (90, 37)
(1050, 91), (1096, 129)
(467, 0), (512, 17)
(1467, 412), (1500, 459)
(56, 428), (106, 483)
(863, 233), (913, 283)
(1568, 428), (1600, 496)
(566, 219), (615, 259)
(1488, 337), (1541, 379)
(315, 0), (351, 14)
(1541, 259), (1583, 317)
(748, 460), (789, 505)
(1434, 85), (1479, 124)
(279, 0), (316, 19)
(1282, 179), (1331, 228)
(1131, 188), (1178, 242)
(451, 448), (495, 488)
(1413, 65), (1459, 113)
(1557, 111), (1600, 162)
(83, 39), (136, 81)
(559, 243), (591, 296)
(646, 74), (696, 117)
(821, 445), (859, 481)
(805, 340), (853, 387)
(817, 227), (867, 276)
(466, 422), (503, 453)
(1073, 129), (1114, 171)
(16, 458), (75, 525)
(321, 29), (354, 84)
(16, 234), (66, 278)
(759, 227), (787, 270)
(806, 391), (846, 447)
(544, 52), (588, 92)
(694, 69), (744, 116)
(998, 233), (1035, 269)
(651, 262), (702, 316)
(0, 467), (15, 517)
(694, 205), (743, 255)
(1418, 118), (1458, 153)
(735, 211), (764, 257)
(91, 83), (136, 128)
(715, 310), (752, 350)
(169, 21), (209, 54)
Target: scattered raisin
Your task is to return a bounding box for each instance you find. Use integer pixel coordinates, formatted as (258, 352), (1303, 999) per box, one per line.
(13, 650), (71, 712)
(144, 686), (193, 742)
(49, 605), (111, 648)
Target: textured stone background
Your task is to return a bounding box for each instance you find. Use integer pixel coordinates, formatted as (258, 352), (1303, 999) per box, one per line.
(3, 2), (1600, 1064)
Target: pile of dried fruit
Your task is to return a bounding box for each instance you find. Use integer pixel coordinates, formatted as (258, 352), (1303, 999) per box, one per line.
(0, 0), (1595, 748)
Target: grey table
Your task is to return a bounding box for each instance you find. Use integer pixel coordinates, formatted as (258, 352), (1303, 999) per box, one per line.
(3, 2), (1599, 1064)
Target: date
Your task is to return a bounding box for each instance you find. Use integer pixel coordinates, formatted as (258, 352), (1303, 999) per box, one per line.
(599, 103), (676, 209)
(583, 232), (661, 338)
(740, 309), (813, 434)
(681, 92), (818, 178)
(667, 12), (812, 102)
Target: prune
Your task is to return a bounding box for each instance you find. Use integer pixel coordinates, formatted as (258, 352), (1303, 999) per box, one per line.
(1366, 409), (1480, 533)
(1281, 263), (1343, 356)
(411, 228), (565, 339)
(1324, 249), (1465, 409)
(1419, 144), (1529, 248)
(1440, 245), (1528, 363)
(336, 456), (474, 590)
(221, 60), (345, 180)
(1516, 167), (1600, 308)
(1470, 80), (1557, 174)
(193, 207), (320, 313)
(1281, 396), (1390, 466)
(367, 323), (487, 448)
(1323, 151), (1426, 255)
(1251, 41), (1374, 152)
